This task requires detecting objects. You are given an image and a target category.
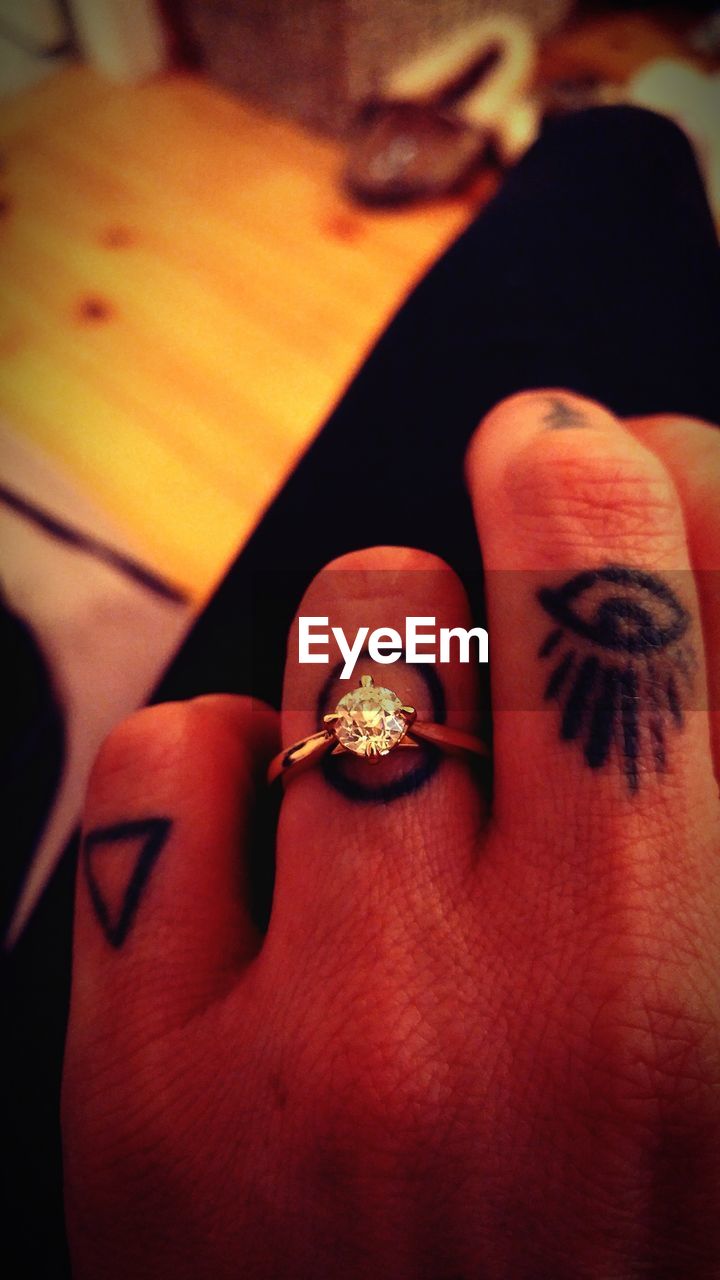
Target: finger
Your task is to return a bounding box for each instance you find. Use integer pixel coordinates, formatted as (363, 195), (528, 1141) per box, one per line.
(269, 546), (487, 953)
(70, 696), (278, 1040)
(626, 414), (720, 781)
(465, 389), (717, 849)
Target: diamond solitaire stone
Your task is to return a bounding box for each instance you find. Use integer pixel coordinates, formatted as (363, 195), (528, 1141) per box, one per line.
(334, 682), (408, 758)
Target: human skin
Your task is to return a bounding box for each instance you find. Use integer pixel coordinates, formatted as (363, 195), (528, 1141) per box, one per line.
(62, 391), (720, 1278)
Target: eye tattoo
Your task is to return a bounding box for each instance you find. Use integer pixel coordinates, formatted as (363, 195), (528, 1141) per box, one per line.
(537, 566), (692, 791)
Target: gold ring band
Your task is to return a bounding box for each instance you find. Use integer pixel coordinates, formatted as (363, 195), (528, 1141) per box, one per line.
(267, 674), (488, 785)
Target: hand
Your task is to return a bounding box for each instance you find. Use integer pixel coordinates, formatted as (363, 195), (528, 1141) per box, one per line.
(62, 392), (720, 1278)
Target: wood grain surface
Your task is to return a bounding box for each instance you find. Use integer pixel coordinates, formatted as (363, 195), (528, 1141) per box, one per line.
(0, 67), (485, 598)
(0, 12), (697, 598)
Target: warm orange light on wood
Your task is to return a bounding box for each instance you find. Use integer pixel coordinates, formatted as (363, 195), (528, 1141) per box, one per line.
(0, 67), (482, 600)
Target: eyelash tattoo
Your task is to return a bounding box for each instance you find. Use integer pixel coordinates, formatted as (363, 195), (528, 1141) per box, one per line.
(537, 566), (693, 791)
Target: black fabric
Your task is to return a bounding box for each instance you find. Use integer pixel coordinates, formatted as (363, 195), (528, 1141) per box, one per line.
(5, 106), (720, 1279)
(0, 593), (65, 938)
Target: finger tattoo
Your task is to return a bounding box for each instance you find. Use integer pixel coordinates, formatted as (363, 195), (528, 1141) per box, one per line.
(82, 817), (173, 947)
(542, 396), (591, 430)
(537, 566), (693, 791)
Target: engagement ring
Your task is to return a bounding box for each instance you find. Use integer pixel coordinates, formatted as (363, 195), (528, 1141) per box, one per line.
(268, 674), (488, 784)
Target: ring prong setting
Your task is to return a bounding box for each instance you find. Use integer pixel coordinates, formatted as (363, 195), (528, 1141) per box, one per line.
(268, 672), (487, 783)
(329, 673), (414, 760)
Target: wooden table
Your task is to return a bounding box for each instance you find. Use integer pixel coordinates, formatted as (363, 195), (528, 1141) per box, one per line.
(0, 67), (483, 599)
(0, 12), (698, 598)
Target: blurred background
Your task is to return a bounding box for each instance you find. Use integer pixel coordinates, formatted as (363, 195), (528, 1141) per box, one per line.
(1, 0), (718, 598)
(1, 0), (719, 944)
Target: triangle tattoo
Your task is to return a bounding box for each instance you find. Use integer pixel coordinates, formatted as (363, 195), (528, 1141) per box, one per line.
(82, 817), (173, 948)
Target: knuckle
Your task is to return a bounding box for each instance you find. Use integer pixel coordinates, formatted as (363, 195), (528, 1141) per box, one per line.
(567, 960), (720, 1140)
(504, 435), (682, 561)
(86, 701), (196, 799)
(622, 991), (720, 1147)
(63, 1031), (208, 1246)
(190, 693), (273, 752)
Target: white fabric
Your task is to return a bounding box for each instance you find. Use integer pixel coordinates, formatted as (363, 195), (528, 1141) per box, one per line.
(0, 426), (192, 946)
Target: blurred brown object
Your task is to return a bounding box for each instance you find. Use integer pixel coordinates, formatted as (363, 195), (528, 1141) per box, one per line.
(343, 13), (539, 205)
(345, 101), (494, 205)
(170, 0), (569, 136)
